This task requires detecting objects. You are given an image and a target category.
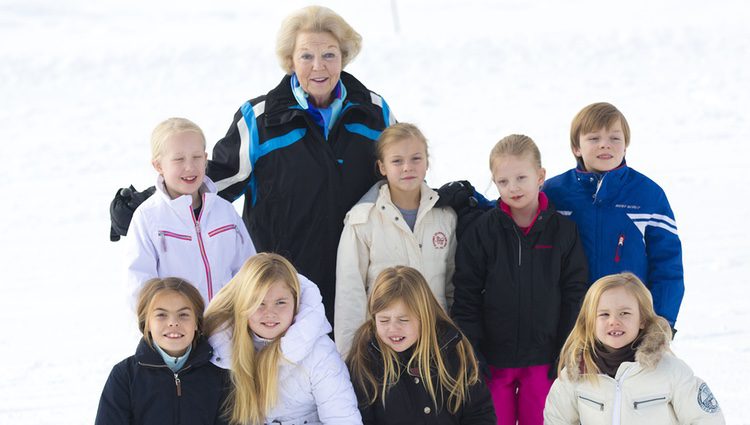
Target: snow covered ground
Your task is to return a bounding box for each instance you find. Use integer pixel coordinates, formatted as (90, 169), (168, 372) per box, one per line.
(1, 0), (748, 423)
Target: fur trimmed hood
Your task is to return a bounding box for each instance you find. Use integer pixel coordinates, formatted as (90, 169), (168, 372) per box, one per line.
(564, 316), (673, 380)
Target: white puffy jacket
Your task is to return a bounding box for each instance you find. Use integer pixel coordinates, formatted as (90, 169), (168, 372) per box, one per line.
(209, 277), (362, 425)
(126, 175), (256, 308)
(544, 318), (725, 425)
(334, 182), (457, 356)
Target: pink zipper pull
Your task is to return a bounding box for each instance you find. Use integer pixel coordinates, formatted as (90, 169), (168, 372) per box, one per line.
(614, 234), (625, 263)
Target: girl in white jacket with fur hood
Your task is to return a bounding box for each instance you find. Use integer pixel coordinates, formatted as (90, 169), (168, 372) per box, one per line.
(205, 253), (362, 425)
(544, 272), (725, 424)
(335, 123), (457, 357)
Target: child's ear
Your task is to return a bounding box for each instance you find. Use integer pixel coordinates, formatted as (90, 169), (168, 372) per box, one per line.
(538, 167), (546, 185)
(572, 147), (582, 158)
(152, 159), (163, 174)
(377, 160), (386, 177)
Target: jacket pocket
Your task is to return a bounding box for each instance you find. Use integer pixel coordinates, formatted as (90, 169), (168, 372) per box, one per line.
(157, 230), (192, 252)
(577, 394), (605, 411)
(632, 394), (669, 410)
(207, 224), (238, 238)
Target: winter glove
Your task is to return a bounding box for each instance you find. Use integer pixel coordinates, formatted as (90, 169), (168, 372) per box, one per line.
(435, 180), (479, 210)
(109, 185), (156, 241)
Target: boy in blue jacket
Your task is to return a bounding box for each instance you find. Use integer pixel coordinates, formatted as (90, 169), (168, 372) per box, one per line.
(543, 102), (684, 329)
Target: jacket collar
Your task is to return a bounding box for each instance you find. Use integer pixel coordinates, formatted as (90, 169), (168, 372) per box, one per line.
(154, 175), (218, 221)
(563, 316), (671, 381)
(135, 336), (214, 371)
(375, 181), (440, 223)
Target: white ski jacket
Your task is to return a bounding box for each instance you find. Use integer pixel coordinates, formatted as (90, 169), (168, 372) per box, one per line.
(126, 175), (256, 308)
(544, 317), (725, 425)
(334, 182), (457, 356)
(209, 277), (362, 425)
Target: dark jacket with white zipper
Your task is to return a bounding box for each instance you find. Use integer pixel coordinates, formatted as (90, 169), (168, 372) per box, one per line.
(95, 337), (229, 425)
(451, 198), (589, 369)
(354, 325), (496, 425)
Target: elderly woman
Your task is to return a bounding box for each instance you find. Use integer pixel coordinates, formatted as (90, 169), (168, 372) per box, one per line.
(206, 6), (394, 325)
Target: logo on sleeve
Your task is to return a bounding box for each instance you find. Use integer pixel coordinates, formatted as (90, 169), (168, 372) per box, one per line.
(432, 232), (448, 249)
(697, 383), (720, 413)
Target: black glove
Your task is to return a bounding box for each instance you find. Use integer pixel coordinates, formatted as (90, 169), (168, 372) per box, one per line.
(109, 185), (156, 241)
(435, 180), (479, 210)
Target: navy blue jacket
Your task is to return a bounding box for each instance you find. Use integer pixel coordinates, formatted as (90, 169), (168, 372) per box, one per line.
(543, 164), (684, 325)
(355, 326), (496, 425)
(207, 71), (393, 325)
(95, 337), (229, 425)
(451, 199), (588, 369)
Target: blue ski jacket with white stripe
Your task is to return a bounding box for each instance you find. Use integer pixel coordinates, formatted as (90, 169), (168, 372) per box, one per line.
(543, 163), (684, 325)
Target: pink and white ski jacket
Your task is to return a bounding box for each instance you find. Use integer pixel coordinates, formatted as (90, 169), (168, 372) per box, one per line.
(126, 175), (256, 308)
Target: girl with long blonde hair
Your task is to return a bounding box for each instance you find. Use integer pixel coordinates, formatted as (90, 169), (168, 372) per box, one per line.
(544, 273), (725, 424)
(204, 253), (360, 425)
(347, 266), (495, 425)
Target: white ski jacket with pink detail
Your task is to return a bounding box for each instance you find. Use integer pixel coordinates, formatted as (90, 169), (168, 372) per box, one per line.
(126, 175), (256, 308)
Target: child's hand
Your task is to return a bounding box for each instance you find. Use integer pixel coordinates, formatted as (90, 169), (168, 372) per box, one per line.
(435, 180), (478, 210)
(109, 185), (155, 241)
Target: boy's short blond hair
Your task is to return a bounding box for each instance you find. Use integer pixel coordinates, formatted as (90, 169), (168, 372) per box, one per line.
(569, 102), (631, 155)
(150, 117), (206, 162)
(276, 5), (362, 74)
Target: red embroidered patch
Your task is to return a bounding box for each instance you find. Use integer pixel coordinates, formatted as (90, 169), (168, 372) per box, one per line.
(432, 232), (448, 249)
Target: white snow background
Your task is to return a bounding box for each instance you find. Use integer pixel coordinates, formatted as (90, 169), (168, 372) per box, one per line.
(1, 0), (748, 423)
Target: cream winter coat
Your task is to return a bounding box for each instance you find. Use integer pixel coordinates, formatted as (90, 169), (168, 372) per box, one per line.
(209, 277), (362, 425)
(334, 182), (457, 356)
(126, 175), (256, 308)
(544, 317), (725, 424)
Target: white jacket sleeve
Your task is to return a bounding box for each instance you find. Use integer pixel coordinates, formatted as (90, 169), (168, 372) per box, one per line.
(334, 220), (370, 358)
(309, 337), (363, 425)
(670, 358), (726, 424)
(125, 208), (158, 311)
(543, 374), (580, 425)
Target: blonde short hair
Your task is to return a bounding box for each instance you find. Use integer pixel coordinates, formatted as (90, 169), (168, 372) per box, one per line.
(150, 117), (206, 162)
(569, 102), (631, 155)
(489, 134), (542, 170)
(276, 5), (362, 74)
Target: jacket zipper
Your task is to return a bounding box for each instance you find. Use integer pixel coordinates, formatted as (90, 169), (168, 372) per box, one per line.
(578, 395), (604, 411)
(633, 396), (667, 409)
(614, 234), (625, 263)
(157, 231), (192, 252)
(512, 226), (522, 266)
(207, 224), (237, 238)
(191, 195), (213, 300)
(174, 373), (182, 396)
(137, 362), (192, 396)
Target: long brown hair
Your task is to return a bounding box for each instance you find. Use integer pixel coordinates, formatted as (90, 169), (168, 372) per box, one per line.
(204, 253), (301, 425)
(347, 266), (479, 414)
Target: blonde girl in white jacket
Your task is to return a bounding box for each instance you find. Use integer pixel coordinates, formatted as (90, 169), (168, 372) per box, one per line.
(544, 273), (725, 424)
(335, 123), (457, 357)
(204, 253), (361, 425)
(126, 117), (256, 308)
